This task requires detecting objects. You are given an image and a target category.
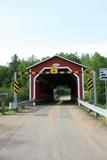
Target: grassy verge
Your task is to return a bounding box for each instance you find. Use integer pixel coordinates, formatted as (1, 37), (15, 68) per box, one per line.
(0, 105), (28, 114)
(0, 107), (16, 115)
(98, 117), (107, 125)
(97, 104), (107, 109)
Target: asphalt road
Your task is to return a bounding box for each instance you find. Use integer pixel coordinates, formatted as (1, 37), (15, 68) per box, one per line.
(0, 101), (107, 160)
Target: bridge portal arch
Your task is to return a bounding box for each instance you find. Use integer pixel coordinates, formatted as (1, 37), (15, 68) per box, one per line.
(27, 55), (86, 103)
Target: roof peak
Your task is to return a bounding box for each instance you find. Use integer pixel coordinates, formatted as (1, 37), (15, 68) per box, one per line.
(27, 55), (86, 69)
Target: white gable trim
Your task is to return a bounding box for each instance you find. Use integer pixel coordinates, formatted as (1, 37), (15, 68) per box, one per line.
(27, 55), (86, 70)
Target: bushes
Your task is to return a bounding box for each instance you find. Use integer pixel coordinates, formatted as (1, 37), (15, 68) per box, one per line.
(0, 86), (13, 106)
(18, 87), (29, 101)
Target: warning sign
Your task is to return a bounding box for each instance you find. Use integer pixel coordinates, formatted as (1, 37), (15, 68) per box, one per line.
(88, 78), (93, 91)
(50, 66), (58, 74)
(14, 80), (19, 93)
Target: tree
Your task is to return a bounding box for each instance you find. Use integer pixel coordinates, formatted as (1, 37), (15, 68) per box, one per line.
(81, 52), (107, 104)
(90, 52), (107, 104)
(0, 52), (107, 106)
(17, 56), (40, 101)
(27, 55), (40, 66)
(81, 53), (91, 67)
(42, 56), (50, 61)
(58, 52), (81, 63)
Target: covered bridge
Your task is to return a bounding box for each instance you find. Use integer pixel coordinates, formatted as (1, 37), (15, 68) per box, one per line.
(27, 55), (86, 103)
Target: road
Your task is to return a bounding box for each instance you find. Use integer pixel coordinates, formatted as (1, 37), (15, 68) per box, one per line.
(0, 101), (107, 160)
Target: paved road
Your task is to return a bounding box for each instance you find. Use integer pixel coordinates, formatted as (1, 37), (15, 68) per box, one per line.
(0, 102), (107, 160)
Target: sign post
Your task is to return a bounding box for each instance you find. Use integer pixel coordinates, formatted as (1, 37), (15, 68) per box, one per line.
(92, 70), (97, 105)
(99, 68), (107, 105)
(12, 54), (19, 110)
(13, 72), (18, 109)
(105, 80), (107, 105)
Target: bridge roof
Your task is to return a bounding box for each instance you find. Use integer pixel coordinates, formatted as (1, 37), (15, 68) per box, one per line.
(27, 55), (86, 70)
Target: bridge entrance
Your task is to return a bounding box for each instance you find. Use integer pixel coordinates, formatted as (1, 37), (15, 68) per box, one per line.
(36, 67), (78, 102)
(27, 55), (86, 103)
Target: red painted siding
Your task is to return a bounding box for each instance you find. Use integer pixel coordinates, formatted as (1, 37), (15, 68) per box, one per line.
(29, 56), (84, 100)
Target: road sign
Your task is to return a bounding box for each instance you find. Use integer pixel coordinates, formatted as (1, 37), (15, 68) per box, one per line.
(88, 78), (93, 91)
(14, 80), (19, 93)
(99, 68), (107, 80)
(99, 68), (107, 105)
(50, 66), (58, 74)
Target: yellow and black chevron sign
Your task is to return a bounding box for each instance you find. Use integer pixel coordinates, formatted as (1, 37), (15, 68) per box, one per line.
(17, 70), (80, 75)
(14, 80), (19, 93)
(88, 78), (93, 91)
(17, 69), (93, 75)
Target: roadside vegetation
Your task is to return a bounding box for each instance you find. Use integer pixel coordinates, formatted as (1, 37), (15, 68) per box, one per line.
(0, 52), (107, 109)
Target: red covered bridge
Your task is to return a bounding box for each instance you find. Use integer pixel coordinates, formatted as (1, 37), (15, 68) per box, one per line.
(27, 55), (86, 103)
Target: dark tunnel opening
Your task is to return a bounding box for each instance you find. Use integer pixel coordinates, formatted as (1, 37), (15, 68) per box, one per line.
(36, 68), (78, 103)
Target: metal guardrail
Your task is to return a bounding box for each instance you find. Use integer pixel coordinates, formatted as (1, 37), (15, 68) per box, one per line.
(11, 98), (53, 108)
(17, 99), (35, 107)
(10, 99), (35, 109)
(78, 100), (107, 119)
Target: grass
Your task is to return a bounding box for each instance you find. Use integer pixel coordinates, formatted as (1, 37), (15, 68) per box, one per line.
(97, 104), (107, 109)
(0, 109), (16, 115)
(98, 117), (107, 125)
(0, 106), (27, 115)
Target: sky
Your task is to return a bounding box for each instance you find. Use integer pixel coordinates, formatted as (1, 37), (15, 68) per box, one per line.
(0, 0), (107, 66)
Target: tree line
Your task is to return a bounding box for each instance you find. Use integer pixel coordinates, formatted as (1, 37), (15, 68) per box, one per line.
(0, 52), (107, 105)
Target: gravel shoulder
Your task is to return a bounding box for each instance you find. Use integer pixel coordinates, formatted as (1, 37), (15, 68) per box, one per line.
(0, 107), (37, 151)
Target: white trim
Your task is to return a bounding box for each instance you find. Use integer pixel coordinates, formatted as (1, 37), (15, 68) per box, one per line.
(27, 55), (86, 69)
(56, 55), (85, 68)
(77, 74), (80, 101)
(29, 69), (31, 100)
(33, 66), (80, 100)
(33, 75), (38, 99)
(33, 77), (36, 99)
(82, 67), (85, 99)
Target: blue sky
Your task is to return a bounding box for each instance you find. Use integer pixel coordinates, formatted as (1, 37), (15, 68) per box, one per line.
(0, 0), (107, 65)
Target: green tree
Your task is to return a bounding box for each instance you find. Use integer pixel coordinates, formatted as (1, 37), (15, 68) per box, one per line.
(81, 53), (92, 90)
(81, 53), (91, 68)
(58, 52), (81, 63)
(0, 52), (107, 106)
(42, 56), (50, 61)
(17, 55), (40, 101)
(90, 52), (107, 104)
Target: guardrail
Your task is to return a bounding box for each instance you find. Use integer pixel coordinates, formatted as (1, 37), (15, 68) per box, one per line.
(17, 99), (35, 107)
(10, 98), (54, 109)
(78, 100), (107, 119)
(9, 99), (35, 109)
